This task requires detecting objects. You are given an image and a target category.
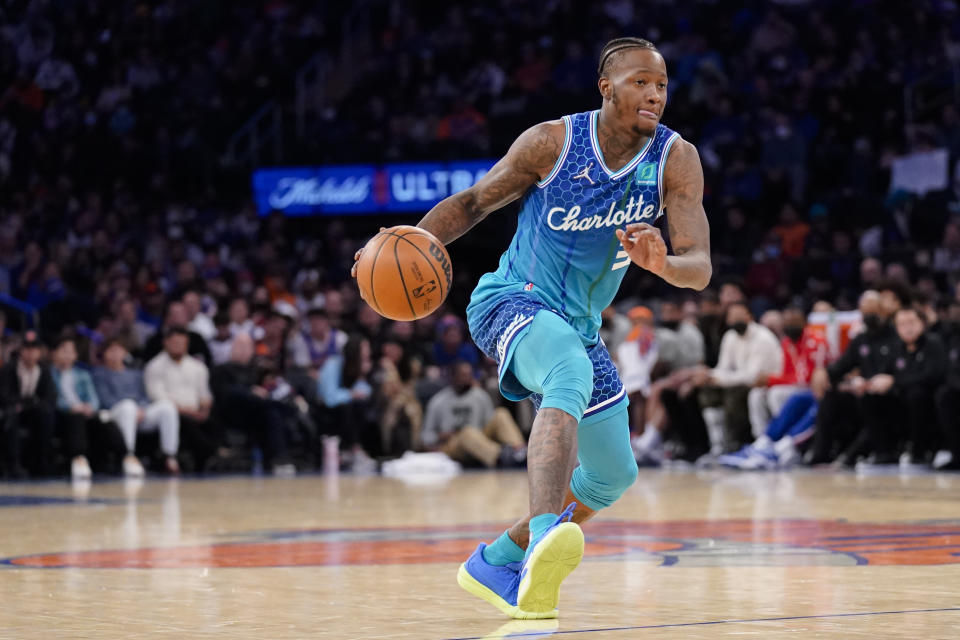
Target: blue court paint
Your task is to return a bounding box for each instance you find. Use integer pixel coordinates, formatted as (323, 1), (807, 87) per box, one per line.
(441, 607), (960, 640)
(0, 495), (127, 507)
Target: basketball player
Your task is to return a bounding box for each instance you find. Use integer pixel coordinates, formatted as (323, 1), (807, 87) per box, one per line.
(353, 38), (711, 618)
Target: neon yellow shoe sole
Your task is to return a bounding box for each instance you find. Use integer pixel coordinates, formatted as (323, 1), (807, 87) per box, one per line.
(516, 522), (584, 614)
(457, 563), (558, 620)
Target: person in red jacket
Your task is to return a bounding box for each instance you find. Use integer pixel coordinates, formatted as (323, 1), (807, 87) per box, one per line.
(747, 307), (830, 438)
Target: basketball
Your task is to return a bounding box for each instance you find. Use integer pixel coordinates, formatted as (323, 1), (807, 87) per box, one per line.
(356, 225), (452, 321)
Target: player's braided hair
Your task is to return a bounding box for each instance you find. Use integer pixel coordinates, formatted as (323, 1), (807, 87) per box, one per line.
(598, 37), (659, 76)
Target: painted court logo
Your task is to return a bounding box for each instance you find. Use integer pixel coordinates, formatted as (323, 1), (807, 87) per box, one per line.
(4, 519), (960, 569)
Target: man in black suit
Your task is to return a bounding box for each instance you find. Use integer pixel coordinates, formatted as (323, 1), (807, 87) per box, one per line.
(1, 331), (57, 477)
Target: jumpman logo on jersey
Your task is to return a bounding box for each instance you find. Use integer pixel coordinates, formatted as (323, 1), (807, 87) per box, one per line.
(572, 162), (595, 185)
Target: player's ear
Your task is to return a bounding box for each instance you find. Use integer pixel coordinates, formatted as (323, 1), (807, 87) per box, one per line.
(598, 76), (611, 101)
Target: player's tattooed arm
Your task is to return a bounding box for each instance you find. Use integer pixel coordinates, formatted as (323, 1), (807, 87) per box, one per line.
(416, 120), (564, 244)
(623, 139), (711, 290)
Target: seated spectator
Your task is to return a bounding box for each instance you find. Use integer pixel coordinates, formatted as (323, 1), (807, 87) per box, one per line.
(600, 305), (632, 356)
(934, 300), (960, 470)
(318, 334), (377, 472)
(256, 309), (293, 372)
(0, 331), (56, 478)
(684, 302), (783, 455)
(377, 355), (423, 455)
(144, 328), (220, 471)
(719, 389), (820, 469)
(631, 302), (708, 465)
(748, 307), (830, 438)
(93, 338), (180, 475)
(432, 315), (479, 375)
(142, 300), (212, 365)
(50, 336), (122, 479)
(183, 289), (215, 342)
(211, 334), (295, 475)
(228, 297), (260, 338)
(208, 312), (234, 366)
(288, 308), (346, 374)
(616, 306), (658, 433)
(880, 306), (946, 464)
(655, 299), (706, 372)
(421, 361), (526, 468)
(809, 290), (898, 465)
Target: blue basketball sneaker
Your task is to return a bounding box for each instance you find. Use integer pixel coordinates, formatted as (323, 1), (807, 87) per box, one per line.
(516, 503), (584, 614)
(457, 544), (558, 620)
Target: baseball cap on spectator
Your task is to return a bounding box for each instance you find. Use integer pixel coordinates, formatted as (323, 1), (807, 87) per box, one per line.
(627, 306), (653, 322)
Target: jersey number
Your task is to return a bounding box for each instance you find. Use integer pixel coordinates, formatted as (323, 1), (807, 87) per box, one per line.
(612, 250), (631, 271)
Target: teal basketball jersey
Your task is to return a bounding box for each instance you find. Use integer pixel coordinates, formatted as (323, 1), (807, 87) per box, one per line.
(467, 110), (681, 344)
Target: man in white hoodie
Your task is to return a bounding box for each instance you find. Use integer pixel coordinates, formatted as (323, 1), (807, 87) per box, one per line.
(686, 301), (782, 454)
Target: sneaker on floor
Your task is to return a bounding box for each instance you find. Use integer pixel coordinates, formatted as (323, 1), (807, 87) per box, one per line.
(775, 439), (802, 468)
(349, 449), (378, 474)
(164, 456), (181, 475)
(71, 456), (92, 480)
(123, 454), (145, 477)
(517, 503), (584, 615)
(718, 445), (776, 470)
(457, 544), (557, 620)
(933, 450), (954, 470)
(272, 463), (297, 477)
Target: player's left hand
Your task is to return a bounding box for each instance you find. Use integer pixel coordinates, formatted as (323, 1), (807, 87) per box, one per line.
(616, 223), (667, 275)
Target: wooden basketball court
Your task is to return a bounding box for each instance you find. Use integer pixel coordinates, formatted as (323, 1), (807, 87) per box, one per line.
(2, 469), (960, 639)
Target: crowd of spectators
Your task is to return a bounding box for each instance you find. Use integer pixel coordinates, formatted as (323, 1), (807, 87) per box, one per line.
(3, 1), (960, 478)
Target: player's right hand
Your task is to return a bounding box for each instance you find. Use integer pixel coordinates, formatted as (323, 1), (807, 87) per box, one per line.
(351, 227), (386, 279)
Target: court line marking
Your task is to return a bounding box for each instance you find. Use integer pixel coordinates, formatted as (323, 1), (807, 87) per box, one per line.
(441, 607), (960, 640)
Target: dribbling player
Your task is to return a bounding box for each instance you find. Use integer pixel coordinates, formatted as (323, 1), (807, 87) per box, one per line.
(353, 37), (711, 618)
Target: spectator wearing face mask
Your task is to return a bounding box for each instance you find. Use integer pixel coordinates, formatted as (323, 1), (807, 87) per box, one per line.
(809, 290), (899, 465)
(683, 302), (783, 456)
(748, 307), (830, 438)
(720, 307), (831, 470)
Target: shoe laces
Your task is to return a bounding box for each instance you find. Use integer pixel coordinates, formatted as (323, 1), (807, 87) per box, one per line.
(558, 501), (577, 524)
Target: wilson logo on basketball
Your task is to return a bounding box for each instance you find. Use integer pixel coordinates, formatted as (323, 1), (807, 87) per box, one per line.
(428, 243), (453, 288)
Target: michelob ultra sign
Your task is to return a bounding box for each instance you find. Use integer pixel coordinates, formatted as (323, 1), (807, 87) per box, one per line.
(252, 160), (495, 215)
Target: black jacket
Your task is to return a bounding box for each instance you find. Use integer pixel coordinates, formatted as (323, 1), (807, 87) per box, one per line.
(945, 332), (960, 389)
(891, 333), (947, 390)
(0, 359), (57, 411)
(210, 362), (258, 400)
(827, 325), (898, 385)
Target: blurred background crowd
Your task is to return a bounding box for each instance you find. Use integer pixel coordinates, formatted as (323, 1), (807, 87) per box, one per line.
(2, 0), (960, 479)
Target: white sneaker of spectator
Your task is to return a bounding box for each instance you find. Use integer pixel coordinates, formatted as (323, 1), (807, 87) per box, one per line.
(350, 449), (378, 474)
(933, 450), (954, 470)
(71, 456), (92, 480)
(631, 427), (663, 467)
(123, 454), (146, 477)
(774, 436), (801, 468)
(272, 463), (296, 477)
